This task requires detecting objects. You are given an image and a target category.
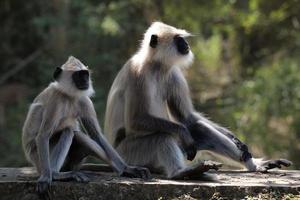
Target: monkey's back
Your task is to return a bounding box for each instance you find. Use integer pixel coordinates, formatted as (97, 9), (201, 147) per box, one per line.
(21, 86), (54, 161)
(22, 84), (80, 159)
(104, 61), (133, 145)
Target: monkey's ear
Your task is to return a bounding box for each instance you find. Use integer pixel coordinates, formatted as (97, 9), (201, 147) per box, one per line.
(150, 34), (158, 48)
(53, 67), (62, 80)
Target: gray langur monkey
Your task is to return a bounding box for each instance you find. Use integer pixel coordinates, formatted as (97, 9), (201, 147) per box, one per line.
(104, 22), (292, 179)
(22, 56), (150, 194)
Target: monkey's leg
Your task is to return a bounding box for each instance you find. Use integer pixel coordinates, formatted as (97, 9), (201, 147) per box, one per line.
(156, 136), (220, 179)
(171, 161), (222, 180)
(189, 119), (292, 171)
(61, 138), (88, 171)
(116, 135), (164, 169)
(73, 131), (150, 179)
(211, 122), (292, 171)
(57, 131), (111, 174)
(73, 131), (111, 162)
(49, 129), (89, 182)
(156, 135), (186, 177)
(117, 134), (219, 180)
(63, 136), (146, 175)
(50, 129), (74, 172)
(117, 136), (164, 174)
(62, 138), (113, 173)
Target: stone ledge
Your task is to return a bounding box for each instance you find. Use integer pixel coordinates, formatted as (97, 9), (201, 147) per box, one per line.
(0, 168), (299, 200)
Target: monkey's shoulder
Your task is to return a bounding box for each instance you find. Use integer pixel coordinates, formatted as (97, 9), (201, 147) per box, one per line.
(33, 84), (59, 101)
(32, 85), (83, 111)
(109, 60), (138, 93)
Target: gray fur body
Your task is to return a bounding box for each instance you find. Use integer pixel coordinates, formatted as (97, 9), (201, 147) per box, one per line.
(22, 56), (150, 195)
(22, 84), (120, 173)
(104, 22), (291, 179)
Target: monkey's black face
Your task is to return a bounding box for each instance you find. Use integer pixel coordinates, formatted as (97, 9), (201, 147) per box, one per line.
(72, 70), (90, 90)
(174, 35), (190, 55)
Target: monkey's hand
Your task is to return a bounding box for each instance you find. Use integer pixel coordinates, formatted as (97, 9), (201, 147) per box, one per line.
(37, 173), (52, 198)
(185, 143), (198, 161)
(121, 166), (151, 179)
(179, 126), (197, 161)
(255, 159), (292, 172)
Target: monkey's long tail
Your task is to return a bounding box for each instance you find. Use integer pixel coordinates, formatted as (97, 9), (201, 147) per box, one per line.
(79, 163), (113, 172)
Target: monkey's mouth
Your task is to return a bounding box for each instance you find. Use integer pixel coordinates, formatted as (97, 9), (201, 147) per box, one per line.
(179, 47), (190, 55)
(175, 35), (190, 55)
(76, 83), (89, 90)
(178, 43), (190, 55)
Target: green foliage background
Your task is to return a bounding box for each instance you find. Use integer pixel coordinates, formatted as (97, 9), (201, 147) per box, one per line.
(0, 0), (299, 168)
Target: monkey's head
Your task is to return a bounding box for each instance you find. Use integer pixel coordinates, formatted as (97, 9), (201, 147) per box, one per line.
(53, 56), (94, 97)
(136, 22), (194, 69)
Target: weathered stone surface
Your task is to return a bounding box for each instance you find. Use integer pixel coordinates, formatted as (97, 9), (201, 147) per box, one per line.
(0, 168), (299, 200)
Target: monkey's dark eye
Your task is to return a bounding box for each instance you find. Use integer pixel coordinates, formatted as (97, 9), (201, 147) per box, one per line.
(150, 34), (158, 48)
(174, 35), (189, 55)
(72, 70), (90, 90)
(53, 67), (62, 80)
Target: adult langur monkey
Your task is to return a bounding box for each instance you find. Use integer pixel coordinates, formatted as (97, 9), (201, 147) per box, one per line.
(104, 22), (292, 179)
(22, 56), (150, 194)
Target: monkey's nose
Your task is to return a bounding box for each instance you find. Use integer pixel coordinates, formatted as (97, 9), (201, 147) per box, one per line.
(182, 46), (190, 54)
(179, 44), (190, 55)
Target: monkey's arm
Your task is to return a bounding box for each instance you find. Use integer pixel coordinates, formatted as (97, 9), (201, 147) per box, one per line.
(79, 97), (150, 178)
(80, 117), (126, 174)
(126, 82), (193, 146)
(35, 102), (61, 192)
(130, 114), (197, 161)
(79, 98), (126, 173)
(131, 114), (189, 136)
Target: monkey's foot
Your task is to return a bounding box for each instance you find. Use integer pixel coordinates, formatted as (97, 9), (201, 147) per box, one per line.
(171, 160), (222, 180)
(121, 166), (151, 180)
(37, 174), (52, 200)
(52, 171), (90, 182)
(256, 159), (292, 172)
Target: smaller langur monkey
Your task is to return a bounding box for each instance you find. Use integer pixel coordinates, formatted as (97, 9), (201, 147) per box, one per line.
(22, 56), (150, 194)
(104, 22), (292, 179)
